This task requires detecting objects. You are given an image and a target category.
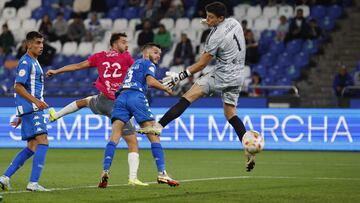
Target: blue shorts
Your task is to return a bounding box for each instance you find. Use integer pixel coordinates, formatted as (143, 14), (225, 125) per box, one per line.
(21, 111), (48, 141)
(112, 90), (154, 124)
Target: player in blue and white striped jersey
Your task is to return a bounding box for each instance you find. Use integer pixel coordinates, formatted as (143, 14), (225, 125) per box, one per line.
(0, 31), (50, 192)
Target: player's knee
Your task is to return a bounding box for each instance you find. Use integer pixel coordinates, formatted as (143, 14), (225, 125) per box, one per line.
(35, 134), (49, 145)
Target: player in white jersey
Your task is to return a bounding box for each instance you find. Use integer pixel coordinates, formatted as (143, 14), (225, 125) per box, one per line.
(138, 2), (256, 171)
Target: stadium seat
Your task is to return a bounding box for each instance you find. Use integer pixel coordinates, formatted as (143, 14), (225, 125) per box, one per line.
(123, 7), (139, 20)
(327, 4), (343, 19)
(77, 42), (93, 57)
(2, 7), (16, 20)
(293, 53), (308, 70)
(320, 16), (335, 31)
(49, 40), (62, 53)
(160, 53), (173, 68)
(310, 5), (326, 20)
(233, 4), (250, 19)
(252, 63), (267, 77)
(31, 6), (45, 20)
(262, 6), (278, 19)
(112, 18), (128, 32)
(253, 18), (269, 32)
(73, 69), (89, 79)
(26, 0), (41, 10)
(22, 19), (37, 32)
(99, 18), (113, 30)
(160, 18), (175, 30)
(276, 52), (293, 68)
(268, 64), (282, 79)
(102, 31), (112, 43)
(262, 76), (273, 85)
(259, 52), (276, 67)
(12, 28), (25, 43)
(278, 5), (294, 19)
(63, 6), (73, 20)
(269, 40), (285, 55)
(62, 42), (78, 56)
(246, 5), (262, 20)
(285, 39), (303, 55)
(302, 39), (318, 55)
(16, 6), (32, 20)
(83, 18), (91, 29)
(107, 7), (122, 20)
(117, 0), (127, 8)
(93, 42), (108, 53)
(286, 65), (301, 80)
(175, 18), (190, 31)
(106, 0), (117, 8)
(128, 18), (141, 30)
(191, 17), (206, 32)
(7, 18), (21, 31)
(269, 17), (280, 30)
(0, 0), (10, 9)
(295, 5), (310, 17)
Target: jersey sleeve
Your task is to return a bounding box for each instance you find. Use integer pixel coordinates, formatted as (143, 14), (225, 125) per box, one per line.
(204, 33), (222, 56)
(145, 61), (156, 78)
(87, 52), (99, 67)
(15, 60), (31, 85)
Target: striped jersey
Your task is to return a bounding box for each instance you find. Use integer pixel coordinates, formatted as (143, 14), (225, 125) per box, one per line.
(15, 53), (44, 116)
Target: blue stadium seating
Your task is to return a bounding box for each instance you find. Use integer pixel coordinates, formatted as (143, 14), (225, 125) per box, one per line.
(32, 7), (46, 20)
(320, 16), (335, 31)
(276, 52), (293, 68)
(285, 39), (303, 55)
(123, 7), (140, 20)
(327, 5), (343, 19)
(107, 7), (122, 20)
(311, 5), (326, 20)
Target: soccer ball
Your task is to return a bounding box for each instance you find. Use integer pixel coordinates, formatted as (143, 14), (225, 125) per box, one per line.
(242, 130), (264, 154)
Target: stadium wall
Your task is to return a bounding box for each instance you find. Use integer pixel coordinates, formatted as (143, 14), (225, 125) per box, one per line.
(0, 107), (359, 151)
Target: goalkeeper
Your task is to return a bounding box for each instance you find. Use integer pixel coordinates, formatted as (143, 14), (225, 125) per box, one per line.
(137, 2), (256, 172)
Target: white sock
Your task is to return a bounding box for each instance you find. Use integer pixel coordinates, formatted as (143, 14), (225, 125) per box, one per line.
(55, 101), (79, 119)
(128, 152), (139, 180)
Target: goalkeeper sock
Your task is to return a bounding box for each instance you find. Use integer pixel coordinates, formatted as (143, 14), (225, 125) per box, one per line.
(103, 141), (117, 171)
(128, 152), (139, 180)
(151, 143), (165, 172)
(54, 101), (79, 119)
(229, 116), (246, 142)
(159, 97), (191, 127)
(4, 147), (34, 178)
(30, 144), (48, 182)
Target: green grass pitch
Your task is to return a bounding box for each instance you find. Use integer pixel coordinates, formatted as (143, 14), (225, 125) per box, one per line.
(0, 149), (359, 203)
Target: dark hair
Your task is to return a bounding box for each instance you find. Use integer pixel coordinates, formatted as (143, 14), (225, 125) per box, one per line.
(142, 42), (161, 50)
(205, 1), (227, 18)
(110, 32), (127, 46)
(26, 31), (43, 41)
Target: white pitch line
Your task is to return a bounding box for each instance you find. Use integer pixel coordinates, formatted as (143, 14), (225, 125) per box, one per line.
(1, 175), (360, 195)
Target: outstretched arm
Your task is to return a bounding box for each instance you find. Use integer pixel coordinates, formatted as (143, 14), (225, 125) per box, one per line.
(46, 60), (91, 77)
(163, 52), (213, 89)
(146, 75), (172, 95)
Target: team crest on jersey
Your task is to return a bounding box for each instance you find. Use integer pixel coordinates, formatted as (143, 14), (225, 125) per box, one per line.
(19, 69), (26, 77)
(149, 66), (155, 73)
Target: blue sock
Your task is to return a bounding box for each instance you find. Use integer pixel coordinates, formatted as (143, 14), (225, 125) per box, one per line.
(151, 143), (165, 172)
(103, 141), (117, 171)
(30, 144), (48, 182)
(4, 148), (34, 178)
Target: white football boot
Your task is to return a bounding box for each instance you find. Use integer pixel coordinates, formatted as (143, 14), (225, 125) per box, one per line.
(0, 175), (11, 191)
(137, 122), (163, 136)
(26, 182), (50, 192)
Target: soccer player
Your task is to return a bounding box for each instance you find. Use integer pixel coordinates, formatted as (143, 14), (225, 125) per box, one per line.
(138, 2), (256, 172)
(0, 31), (50, 191)
(45, 33), (148, 186)
(98, 42), (179, 187)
